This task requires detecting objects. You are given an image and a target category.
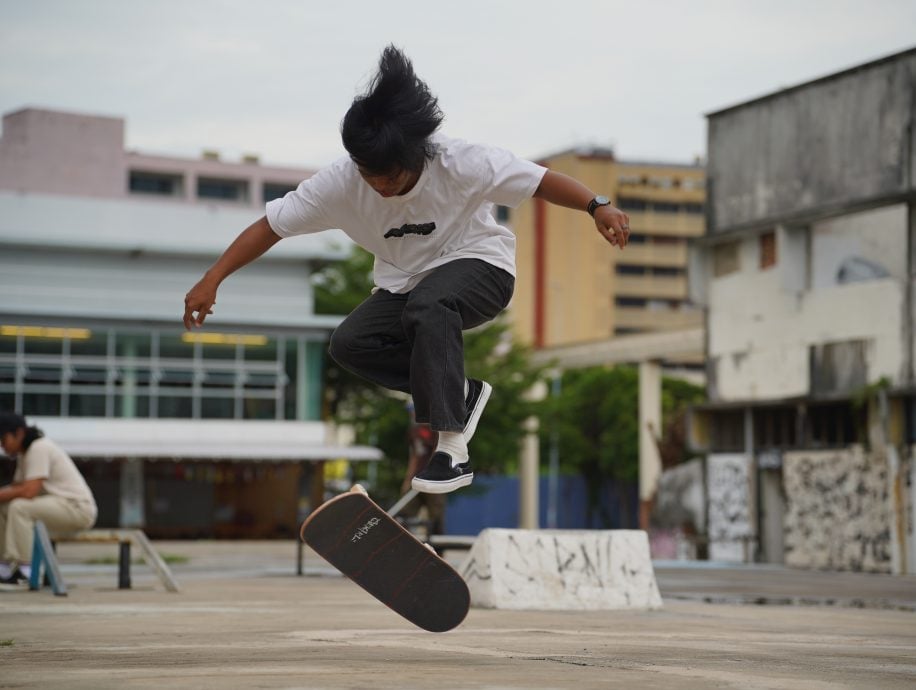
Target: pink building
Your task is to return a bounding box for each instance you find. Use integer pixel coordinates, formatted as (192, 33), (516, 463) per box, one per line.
(0, 107), (312, 205)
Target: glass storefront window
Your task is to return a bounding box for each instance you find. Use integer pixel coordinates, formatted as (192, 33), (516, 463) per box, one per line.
(0, 326), (311, 421)
(157, 396), (192, 418)
(158, 369), (194, 387)
(244, 372), (278, 389)
(69, 395), (106, 417)
(243, 337), (277, 362)
(69, 366), (108, 385)
(202, 369), (237, 388)
(243, 398), (276, 419)
(201, 397), (234, 418)
(284, 341), (299, 421)
(23, 392), (61, 416)
(69, 331), (109, 357)
(24, 336), (63, 356)
(200, 341), (238, 361)
(24, 366), (62, 384)
(115, 393), (149, 418)
(159, 334), (194, 360)
(116, 333), (152, 359)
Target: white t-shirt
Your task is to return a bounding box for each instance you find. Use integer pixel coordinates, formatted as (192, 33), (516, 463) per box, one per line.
(266, 134), (547, 293)
(14, 437), (97, 509)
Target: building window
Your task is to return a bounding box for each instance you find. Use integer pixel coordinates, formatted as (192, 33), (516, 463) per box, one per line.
(649, 176), (674, 189)
(806, 402), (863, 448)
(713, 240), (741, 277)
(627, 233), (647, 244)
(263, 182), (297, 203)
(197, 177), (249, 202)
(759, 231), (777, 269)
(651, 266), (683, 277)
(129, 171), (183, 197)
(617, 197), (647, 211)
(708, 409), (745, 452)
(753, 407), (798, 450)
(616, 265), (647, 276)
(615, 297), (647, 308)
(651, 201), (680, 213)
(0, 327), (320, 422)
(684, 202), (704, 214)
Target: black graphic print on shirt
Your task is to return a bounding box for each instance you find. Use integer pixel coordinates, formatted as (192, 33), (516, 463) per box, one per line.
(384, 222), (436, 239)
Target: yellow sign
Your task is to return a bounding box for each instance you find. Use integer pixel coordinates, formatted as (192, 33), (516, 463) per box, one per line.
(181, 332), (268, 347)
(0, 326), (91, 340)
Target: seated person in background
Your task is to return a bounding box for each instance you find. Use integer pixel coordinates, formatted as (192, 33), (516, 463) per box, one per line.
(0, 412), (98, 584)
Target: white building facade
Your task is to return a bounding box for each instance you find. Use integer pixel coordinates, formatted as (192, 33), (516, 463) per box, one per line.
(689, 48), (916, 573)
(0, 107), (378, 537)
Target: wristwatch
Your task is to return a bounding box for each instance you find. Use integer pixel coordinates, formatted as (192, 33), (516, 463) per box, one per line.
(587, 195), (611, 217)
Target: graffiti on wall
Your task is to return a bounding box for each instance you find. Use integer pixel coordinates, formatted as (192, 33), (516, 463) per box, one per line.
(783, 446), (891, 573)
(707, 453), (753, 562)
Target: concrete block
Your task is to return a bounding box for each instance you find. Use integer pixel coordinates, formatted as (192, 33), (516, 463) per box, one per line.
(459, 528), (662, 611)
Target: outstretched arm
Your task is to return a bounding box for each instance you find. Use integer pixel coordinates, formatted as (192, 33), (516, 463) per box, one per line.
(533, 170), (630, 249)
(183, 216), (282, 329)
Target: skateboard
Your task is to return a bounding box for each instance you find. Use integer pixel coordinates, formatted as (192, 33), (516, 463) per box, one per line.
(300, 485), (470, 633)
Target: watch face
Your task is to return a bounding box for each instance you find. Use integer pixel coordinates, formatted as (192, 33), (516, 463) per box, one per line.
(594, 195), (610, 205)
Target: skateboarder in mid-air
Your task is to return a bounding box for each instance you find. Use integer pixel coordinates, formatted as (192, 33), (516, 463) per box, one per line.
(183, 45), (630, 494)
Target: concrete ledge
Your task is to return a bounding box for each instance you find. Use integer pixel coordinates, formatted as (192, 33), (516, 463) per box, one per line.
(459, 528), (663, 611)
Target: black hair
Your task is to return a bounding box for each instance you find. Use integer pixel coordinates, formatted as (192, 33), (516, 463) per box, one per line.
(341, 45), (443, 175)
(0, 411), (43, 452)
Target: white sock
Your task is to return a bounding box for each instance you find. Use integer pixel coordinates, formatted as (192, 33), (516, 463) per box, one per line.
(18, 564), (31, 578)
(436, 431), (468, 466)
(464, 379), (469, 398)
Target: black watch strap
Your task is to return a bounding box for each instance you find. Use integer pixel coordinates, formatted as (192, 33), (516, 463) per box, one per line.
(587, 196), (611, 217)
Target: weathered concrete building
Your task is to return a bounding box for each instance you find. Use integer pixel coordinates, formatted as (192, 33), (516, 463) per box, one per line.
(689, 47), (916, 573)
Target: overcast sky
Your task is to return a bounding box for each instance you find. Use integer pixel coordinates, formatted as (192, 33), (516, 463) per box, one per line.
(1, 1), (914, 170)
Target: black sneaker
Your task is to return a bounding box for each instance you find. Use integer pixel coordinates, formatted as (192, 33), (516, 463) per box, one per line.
(463, 379), (492, 444)
(411, 452), (474, 494)
(0, 567), (26, 585)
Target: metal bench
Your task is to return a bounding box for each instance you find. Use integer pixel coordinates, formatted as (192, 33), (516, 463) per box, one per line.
(29, 521), (180, 596)
(427, 534), (477, 556)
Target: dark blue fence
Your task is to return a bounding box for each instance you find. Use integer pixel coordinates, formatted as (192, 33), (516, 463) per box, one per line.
(443, 474), (638, 535)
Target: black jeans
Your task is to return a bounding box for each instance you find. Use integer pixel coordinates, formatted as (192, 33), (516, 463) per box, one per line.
(328, 259), (515, 431)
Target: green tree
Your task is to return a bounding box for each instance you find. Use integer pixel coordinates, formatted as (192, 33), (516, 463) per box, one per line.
(542, 365), (704, 527)
(313, 245), (375, 316)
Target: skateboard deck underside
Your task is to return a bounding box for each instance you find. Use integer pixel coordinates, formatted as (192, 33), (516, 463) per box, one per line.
(301, 491), (469, 632)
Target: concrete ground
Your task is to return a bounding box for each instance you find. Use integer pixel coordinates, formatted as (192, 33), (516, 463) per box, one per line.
(1, 541), (915, 689)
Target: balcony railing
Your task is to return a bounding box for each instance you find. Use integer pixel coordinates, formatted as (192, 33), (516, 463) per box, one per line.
(616, 243), (688, 267)
(626, 211), (705, 236)
(615, 275), (688, 299)
(614, 306), (702, 331)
